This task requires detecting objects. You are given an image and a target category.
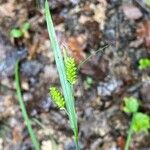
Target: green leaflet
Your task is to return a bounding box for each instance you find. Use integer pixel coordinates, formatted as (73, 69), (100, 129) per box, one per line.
(50, 87), (65, 109)
(132, 112), (150, 132)
(138, 58), (150, 70)
(65, 57), (77, 84)
(123, 97), (139, 114)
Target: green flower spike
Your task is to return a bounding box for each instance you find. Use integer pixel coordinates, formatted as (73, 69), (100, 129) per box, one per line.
(65, 57), (77, 84)
(49, 87), (65, 109)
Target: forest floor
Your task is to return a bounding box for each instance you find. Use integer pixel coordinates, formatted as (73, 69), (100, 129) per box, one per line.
(0, 0), (150, 150)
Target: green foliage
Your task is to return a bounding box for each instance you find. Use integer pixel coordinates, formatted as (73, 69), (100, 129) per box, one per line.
(10, 22), (31, 38)
(123, 97), (139, 113)
(132, 112), (150, 132)
(138, 58), (150, 70)
(15, 60), (40, 150)
(22, 22), (31, 31)
(49, 87), (65, 109)
(65, 57), (77, 84)
(10, 29), (23, 38)
(146, 0), (150, 6)
(45, 1), (79, 149)
(123, 96), (150, 150)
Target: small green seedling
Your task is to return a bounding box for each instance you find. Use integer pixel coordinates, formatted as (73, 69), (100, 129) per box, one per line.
(123, 97), (150, 150)
(84, 77), (93, 89)
(132, 112), (150, 132)
(138, 58), (150, 70)
(123, 97), (139, 113)
(10, 22), (31, 38)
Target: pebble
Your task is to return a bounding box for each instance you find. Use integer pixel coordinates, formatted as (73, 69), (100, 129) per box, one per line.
(64, 139), (76, 150)
(84, 107), (93, 119)
(23, 92), (33, 102)
(0, 95), (17, 120)
(97, 78), (123, 97)
(90, 138), (102, 150)
(0, 138), (3, 150)
(104, 29), (116, 41)
(0, 33), (27, 79)
(40, 96), (53, 111)
(21, 81), (29, 90)
(43, 65), (58, 81)
(41, 140), (53, 150)
(140, 82), (150, 108)
(21, 60), (43, 77)
(0, 49), (27, 79)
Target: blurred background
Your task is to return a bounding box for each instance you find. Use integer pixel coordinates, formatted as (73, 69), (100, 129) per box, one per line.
(0, 0), (150, 149)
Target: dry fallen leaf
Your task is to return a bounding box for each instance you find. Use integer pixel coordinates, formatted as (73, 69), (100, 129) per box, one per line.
(117, 136), (125, 150)
(12, 126), (23, 144)
(136, 21), (150, 48)
(122, 5), (143, 20)
(0, 2), (15, 18)
(67, 35), (87, 63)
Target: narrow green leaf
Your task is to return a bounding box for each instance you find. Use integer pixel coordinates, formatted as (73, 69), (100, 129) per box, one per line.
(15, 60), (40, 150)
(45, 1), (79, 149)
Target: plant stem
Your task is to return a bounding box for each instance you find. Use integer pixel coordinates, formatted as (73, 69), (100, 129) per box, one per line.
(15, 60), (40, 150)
(78, 44), (109, 69)
(45, 1), (79, 149)
(74, 136), (80, 150)
(33, 118), (58, 150)
(124, 113), (135, 150)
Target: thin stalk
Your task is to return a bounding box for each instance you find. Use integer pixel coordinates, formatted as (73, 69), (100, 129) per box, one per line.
(45, 1), (79, 149)
(33, 118), (58, 150)
(124, 113), (135, 150)
(78, 44), (109, 69)
(15, 60), (40, 150)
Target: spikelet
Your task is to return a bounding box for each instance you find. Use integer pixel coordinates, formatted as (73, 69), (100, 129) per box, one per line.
(65, 57), (77, 84)
(49, 87), (65, 109)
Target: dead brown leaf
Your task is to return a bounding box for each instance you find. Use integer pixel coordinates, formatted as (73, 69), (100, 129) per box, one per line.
(136, 21), (150, 48)
(67, 35), (87, 63)
(117, 136), (125, 150)
(122, 5), (143, 20)
(12, 126), (23, 144)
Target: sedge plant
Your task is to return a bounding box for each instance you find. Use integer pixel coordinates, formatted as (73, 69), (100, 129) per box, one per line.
(45, 0), (80, 149)
(15, 60), (40, 150)
(123, 97), (150, 150)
